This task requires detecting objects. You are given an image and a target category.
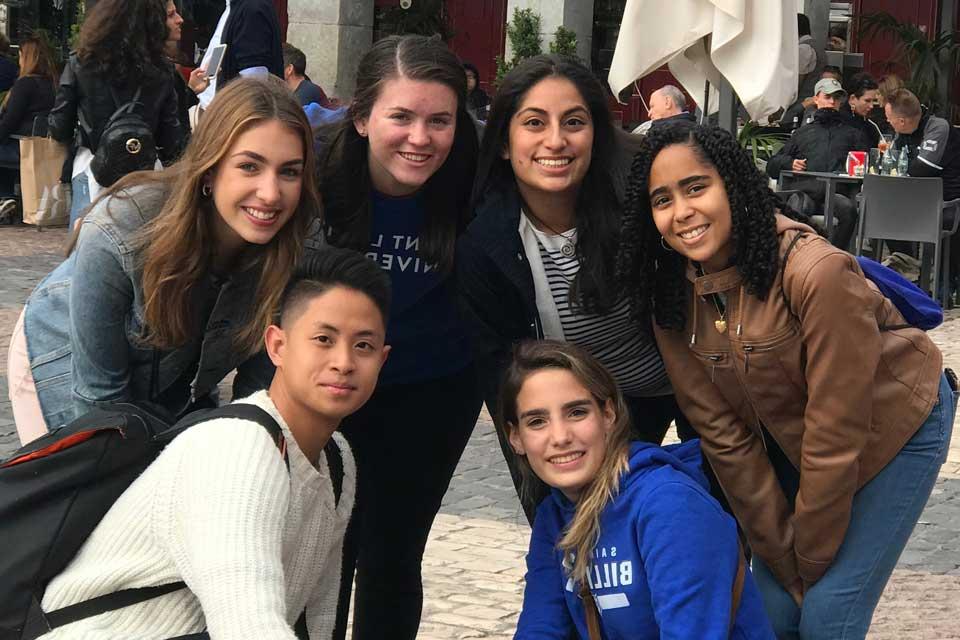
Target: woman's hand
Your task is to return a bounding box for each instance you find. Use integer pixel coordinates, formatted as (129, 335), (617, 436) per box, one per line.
(188, 67), (210, 95)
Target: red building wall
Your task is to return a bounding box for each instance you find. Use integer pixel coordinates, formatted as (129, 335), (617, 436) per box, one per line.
(852, 0), (939, 79)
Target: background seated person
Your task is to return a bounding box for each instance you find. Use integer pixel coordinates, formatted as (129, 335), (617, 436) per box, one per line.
(767, 78), (871, 248)
(780, 66), (844, 132)
(283, 42), (330, 108)
(632, 84), (694, 134)
(841, 72), (882, 149)
(0, 36), (57, 221)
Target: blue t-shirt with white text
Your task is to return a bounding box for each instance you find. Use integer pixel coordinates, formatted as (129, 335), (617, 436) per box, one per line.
(366, 191), (471, 385)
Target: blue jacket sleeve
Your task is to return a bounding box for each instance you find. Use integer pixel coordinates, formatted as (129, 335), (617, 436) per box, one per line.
(69, 218), (137, 414)
(638, 480), (743, 640)
(515, 512), (575, 639)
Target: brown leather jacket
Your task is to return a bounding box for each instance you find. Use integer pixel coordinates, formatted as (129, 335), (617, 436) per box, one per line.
(654, 215), (943, 589)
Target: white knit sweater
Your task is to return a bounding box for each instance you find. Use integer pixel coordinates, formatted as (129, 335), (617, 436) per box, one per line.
(40, 391), (355, 639)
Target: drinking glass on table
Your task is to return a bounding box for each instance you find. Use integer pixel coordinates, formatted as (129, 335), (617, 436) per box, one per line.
(878, 134), (892, 154)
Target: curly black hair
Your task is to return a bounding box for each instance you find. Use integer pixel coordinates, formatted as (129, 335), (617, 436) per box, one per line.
(616, 123), (782, 332)
(76, 0), (168, 84)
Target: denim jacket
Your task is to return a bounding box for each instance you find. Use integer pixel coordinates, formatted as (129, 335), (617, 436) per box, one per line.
(24, 183), (266, 429)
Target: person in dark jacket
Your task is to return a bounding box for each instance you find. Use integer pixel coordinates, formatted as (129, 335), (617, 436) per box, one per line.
(458, 55), (696, 522)
(766, 77), (871, 248)
(0, 36), (57, 220)
(840, 72), (882, 149)
(219, 0), (284, 86)
(165, 0), (208, 146)
(47, 0), (184, 228)
(282, 42), (329, 108)
(503, 341), (775, 640)
(463, 62), (490, 121)
(0, 34), (19, 93)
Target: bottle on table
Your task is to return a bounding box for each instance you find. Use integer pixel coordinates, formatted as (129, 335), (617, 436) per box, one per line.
(882, 147), (896, 176)
(897, 147), (910, 177)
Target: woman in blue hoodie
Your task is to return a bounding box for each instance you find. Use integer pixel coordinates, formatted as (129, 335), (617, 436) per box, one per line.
(501, 340), (775, 639)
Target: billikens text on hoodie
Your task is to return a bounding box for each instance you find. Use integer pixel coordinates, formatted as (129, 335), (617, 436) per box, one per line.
(515, 440), (775, 639)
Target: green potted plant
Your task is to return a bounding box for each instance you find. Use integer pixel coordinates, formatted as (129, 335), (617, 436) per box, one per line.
(495, 8), (542, 85)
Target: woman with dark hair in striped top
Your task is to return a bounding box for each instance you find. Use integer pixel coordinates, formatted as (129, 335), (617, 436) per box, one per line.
(457, 55), (696, 521)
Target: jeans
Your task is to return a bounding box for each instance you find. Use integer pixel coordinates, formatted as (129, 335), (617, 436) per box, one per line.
(69, 171), (90, 229)
(333, 365), (483, 640)
(752, 373), (955, 640)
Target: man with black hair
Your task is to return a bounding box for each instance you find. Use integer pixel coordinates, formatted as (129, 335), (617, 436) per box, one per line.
(37, 247), (391, 639)
(768, 78), (872, 249)
(841, 72), (883, 148)
(283, 42), (330, 108)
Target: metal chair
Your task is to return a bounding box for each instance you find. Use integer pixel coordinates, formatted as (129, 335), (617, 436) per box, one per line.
(855, 174), (960, 308)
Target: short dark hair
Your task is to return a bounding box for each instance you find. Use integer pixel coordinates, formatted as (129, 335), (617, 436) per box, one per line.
(821, 65), (843, 80)
(797, 14), (811, 37)
(279, 247), (392, 328)
(282, 42), (307, 76)
(886, 88), (922, 119)
(848, 72), (879, 98)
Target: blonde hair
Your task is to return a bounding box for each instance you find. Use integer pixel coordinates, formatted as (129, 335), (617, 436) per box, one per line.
(2, 37), (58, 109)
(96, 76), (320, 354)
(878, 74), (905, 104)
(499, 340), (632, 584)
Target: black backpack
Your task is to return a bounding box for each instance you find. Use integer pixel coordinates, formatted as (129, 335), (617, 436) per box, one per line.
(89, 86), (157, 188)
(0, 402), (345, 640)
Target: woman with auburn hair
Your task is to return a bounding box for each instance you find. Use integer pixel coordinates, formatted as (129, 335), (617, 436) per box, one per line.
(617, 122), (952, 638)
(0, 35), (58, 221)
(502, 340), (774, 639)
(48, 0), (184, 227)
(7, 76), (319, 443)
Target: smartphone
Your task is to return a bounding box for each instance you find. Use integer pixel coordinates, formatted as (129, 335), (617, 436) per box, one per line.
(204, 44), (227, 79)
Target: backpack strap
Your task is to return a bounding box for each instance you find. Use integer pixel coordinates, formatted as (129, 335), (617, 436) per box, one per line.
(37, 403), (290, 635)
(41, 582), (186, 634)
(779, 230), (805, 314)
(324, 437), (344, 506)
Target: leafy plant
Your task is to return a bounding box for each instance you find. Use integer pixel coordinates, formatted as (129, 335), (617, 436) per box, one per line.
(549, 25), (578, 58)
(858, 12), (960, 114)
(496, 8), (542, 85)
(737, 121), (789, 169)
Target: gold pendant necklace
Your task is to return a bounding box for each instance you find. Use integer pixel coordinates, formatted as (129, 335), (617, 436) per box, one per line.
(710, 294), (727, 333)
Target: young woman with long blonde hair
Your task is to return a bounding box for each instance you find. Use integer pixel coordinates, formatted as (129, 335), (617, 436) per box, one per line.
(502, 340), (774, 639)
(8, 76), (320, 443)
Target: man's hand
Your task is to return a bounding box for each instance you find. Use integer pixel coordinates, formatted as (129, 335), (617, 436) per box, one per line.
(188, 67), (210, 95)
(792, 158), (807, 172)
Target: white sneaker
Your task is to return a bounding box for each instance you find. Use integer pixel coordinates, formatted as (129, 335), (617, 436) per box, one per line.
(0, 198), (16, 222)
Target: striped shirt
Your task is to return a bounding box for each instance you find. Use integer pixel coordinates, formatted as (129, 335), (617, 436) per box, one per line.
(533, 228), (670, 397)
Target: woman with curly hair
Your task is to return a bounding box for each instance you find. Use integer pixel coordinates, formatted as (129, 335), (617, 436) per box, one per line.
(48, 0), (184, 227)
(616, 122), (952, 638)
(458, 55), (695, 521)
(502, 340), (774, 639)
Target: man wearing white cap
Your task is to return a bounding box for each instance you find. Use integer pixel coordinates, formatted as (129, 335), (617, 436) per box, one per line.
(767, 77), (872, 248)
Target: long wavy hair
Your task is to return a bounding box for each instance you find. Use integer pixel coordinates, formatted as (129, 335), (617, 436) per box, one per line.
(472, 55), (639, 313)
(616, 123), (781, 332)
(76, 0), (168, 84)
(317, 35), (478, 272)
(499, 340), (632, 585)
(2, 36), (58, 110)
(92, 77), (319, 355)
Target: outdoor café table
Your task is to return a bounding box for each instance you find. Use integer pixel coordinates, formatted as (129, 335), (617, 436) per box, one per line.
(778, 170), (864, 242)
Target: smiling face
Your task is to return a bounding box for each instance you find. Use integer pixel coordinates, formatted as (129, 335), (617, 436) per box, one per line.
(355, 76), (458, 197)
(207, 119), (304, 261)
(505, 76), (594, 200)
(649, 143), (734, 273)
(267, 286), (390, 423)
(508, 368), (614, 502)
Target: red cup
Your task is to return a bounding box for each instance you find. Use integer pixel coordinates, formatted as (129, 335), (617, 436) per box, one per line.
(846, 151), (867, 176)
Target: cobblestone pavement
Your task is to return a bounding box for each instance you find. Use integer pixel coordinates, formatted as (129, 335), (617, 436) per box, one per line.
(3, 225), (960, 638)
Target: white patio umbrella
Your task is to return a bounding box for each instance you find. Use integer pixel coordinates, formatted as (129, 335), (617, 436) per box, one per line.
(608, 0), (799, 122)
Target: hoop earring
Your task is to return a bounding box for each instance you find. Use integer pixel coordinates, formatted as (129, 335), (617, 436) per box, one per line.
(660, 236), (674, 252)
(201, 184), (212, 197)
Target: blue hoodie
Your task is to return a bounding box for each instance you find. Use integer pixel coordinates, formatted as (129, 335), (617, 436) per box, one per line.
(515, 440), (775, 639)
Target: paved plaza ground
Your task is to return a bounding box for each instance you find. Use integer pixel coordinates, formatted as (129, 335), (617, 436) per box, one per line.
(2, 224), (960, 638)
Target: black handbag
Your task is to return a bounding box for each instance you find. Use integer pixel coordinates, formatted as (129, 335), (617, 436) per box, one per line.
(89, 86), (157, 187)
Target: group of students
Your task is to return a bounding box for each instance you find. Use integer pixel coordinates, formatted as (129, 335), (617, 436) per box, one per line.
(4, 28), (955, 640)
